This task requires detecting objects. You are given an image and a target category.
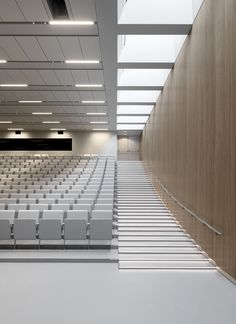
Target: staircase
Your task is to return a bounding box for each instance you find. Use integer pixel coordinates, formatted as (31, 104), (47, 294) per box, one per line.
(117, 161), (217, 270)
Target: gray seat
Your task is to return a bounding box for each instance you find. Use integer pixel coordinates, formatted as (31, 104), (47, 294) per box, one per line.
(43, 210), (64, 222)
(94, 204), (113, 210)
(29, 204), (49, 211)
(72, 204), (92, 213)
(90, 218), (113, 240)
(92, 210), (113, 219)
(0, 220), (12, 240)
(38, 198), (55, 204)
(0, 210), (15, 224)
(64, 216), (87, 240)
(66, 210), (89, 221)
(18, 210), (40, 222)
(19, 198), (36, 205)
(14, 219), (37, 241)
(8, 204), (27, 211)
(51, 204), (70, 211)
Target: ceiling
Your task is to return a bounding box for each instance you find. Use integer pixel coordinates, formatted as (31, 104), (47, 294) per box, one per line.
(0, 0), (204, 134)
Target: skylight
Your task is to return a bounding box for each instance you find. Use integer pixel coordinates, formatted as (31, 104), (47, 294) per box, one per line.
(118, 0), (203, 24)
(118, 69), (171, 86)
(117, 116), (149, 123)
(117, 124), (145, 130)
(118, 90), (161, 103)
(118, 35), (187, 63)
(117, 105), (154, 115)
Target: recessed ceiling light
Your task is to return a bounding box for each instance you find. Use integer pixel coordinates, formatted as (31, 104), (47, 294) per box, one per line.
(65, 60), (100, 64)
(0, 121), (12, 124)
(0, 60), (7, 64)
(19, 100), (42, 103)
(75, 84), (103, 87)
(93, 128), (108, 131)
(32, 112), (52, 115)
(8, 128), (24, 131)
(0, 84), (28, 87)
(49, 20), (95, 26)
(86, 113), (107, 115)
(50, 128), (66, 131)
(42, 121), (60, 124)
(90, 121), (107, 124)
(82, 100), (105, 104)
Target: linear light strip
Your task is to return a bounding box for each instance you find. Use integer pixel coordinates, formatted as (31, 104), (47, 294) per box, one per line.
(49, 21), (95, 26)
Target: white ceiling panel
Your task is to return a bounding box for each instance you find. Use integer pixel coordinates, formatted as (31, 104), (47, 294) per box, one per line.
(37, 91), (57, 101)
(13, 91), (44, 101)
(0, 37), (29, 60)
(22, 70), (46, 85)
(79, 37), (101, 60)
(87, 70), (104, 84)
(58, 37), (83, 60)
(37, 37), (65, 61)
(71, 70), (90, 84)
(17, 37), (47, 61)
(66, 91), (81, 101)
(52, 91), (70, 102)
(6, 70), (30, 83)
(68, 0), (97, 21)
(0, 1), (25, 21)
(55, 70), (75, 85)
(0, 91), (19, 101)
(16, 0), (50, 21)
(38, 71), (60, 85)
(0, 71), (15, 83)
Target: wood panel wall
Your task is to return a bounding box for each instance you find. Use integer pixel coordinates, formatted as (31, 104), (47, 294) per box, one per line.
(140, 0), (236, 278)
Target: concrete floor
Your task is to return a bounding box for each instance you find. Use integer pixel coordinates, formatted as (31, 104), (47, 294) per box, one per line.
(0, 263), (235, 324)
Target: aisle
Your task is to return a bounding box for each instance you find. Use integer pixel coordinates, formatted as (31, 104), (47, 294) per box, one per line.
(117, 161), (216, 270)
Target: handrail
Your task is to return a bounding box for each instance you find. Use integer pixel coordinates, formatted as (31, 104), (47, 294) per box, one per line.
(153, 176), (223, 236)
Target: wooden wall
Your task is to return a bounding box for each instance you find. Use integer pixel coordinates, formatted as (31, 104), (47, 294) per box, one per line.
(141, 0), (236, 278)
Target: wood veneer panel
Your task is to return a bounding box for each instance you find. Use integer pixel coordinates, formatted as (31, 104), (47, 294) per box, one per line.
(141, 0), (236, 278)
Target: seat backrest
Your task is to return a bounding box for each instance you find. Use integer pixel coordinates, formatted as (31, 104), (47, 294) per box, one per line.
(0, 210), (15, 223)
(42, 210), (64, 221)
(66, 210), (88, 221)
(8, 204), (27, 211)
(0, 219), (11, 240)
(92, 210), (113, 219)
(51, 204), (70, 211)
(29, 204), (49, 211)
(18, 210), (40, 222)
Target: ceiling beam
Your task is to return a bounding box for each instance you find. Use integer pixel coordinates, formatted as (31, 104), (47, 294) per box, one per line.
(0, 24), (98, 36)
(0, 62), (103, 70)
(0, 86), (105, 91)
(117, 62), (174, 69)
(0, 103), (107, 107)
(117, 86), (163, 91)
(117, 24), (192, 35)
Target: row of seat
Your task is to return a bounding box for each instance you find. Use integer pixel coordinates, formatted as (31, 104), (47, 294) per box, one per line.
(0, 156), (116, 248)
(0, 209), (113, 245)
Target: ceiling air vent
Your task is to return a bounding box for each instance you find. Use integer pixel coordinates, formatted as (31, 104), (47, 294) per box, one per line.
(47, 0), (69, 20)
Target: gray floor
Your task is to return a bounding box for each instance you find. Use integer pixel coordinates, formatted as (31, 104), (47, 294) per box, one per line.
(0, 263), (235, 324)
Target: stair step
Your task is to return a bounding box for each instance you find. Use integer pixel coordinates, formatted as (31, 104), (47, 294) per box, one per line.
(119, 241), (196, 247)
(119, 260), (215, 269)
(119, 247), (201, 254)
(118, 236), (191, 242)
(119, 253), (207, 261)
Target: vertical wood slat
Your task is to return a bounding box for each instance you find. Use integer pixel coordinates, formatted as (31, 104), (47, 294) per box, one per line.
(140, 0), (236, 278)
